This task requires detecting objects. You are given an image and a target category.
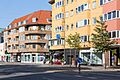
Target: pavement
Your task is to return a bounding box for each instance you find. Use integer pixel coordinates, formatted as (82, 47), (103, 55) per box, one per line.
(1, 62), (120, 72)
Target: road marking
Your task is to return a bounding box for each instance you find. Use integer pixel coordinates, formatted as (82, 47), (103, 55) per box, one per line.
(75, 75), (84, 78)
(44, 70), (66, 73)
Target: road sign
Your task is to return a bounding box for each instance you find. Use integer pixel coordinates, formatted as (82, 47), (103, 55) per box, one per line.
(56, 34), (61, 39)
(77, 58), (83, 64)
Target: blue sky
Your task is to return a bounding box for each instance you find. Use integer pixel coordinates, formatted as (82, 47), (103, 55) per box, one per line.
(0, 0), (51, 28)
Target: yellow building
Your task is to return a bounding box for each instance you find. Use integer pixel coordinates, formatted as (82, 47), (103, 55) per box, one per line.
(49, 0), (107, 65)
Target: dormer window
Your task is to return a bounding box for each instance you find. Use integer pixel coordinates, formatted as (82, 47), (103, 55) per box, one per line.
(23, 20), (27, 24)
(18, 22), (21, 26)
(47, 18), (52, 23)
(32, 17), (37, 22)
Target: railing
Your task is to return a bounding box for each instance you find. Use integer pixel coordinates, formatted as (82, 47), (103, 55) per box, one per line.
(25, 30), (51, 35)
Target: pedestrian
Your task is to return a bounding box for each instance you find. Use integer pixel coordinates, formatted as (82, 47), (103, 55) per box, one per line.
(77, 57), (82, 74)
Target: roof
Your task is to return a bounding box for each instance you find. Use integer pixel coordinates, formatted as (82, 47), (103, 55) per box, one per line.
(5, 10), (52, 31)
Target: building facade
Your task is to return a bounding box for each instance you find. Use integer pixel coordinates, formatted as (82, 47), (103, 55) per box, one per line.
(49, 0), (120, 66)
(0, 28), (5, 62)
(4, 10), (52, 63)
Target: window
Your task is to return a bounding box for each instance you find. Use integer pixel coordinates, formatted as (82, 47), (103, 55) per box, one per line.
(112, 11), (116, 18)
(112, 31), (116, 38)
(100, 0), (103, 5)
(109, 32), (111, 38)
(78, 6), (81, 12)
(84, 3), (89, 10)
(71, 0), (73, 3)
(81, 5), (84, 11)
(93, 17), (96, 24)
(66, 0), (69, 4)
(76, 22), (78, 28)
(100, 0), (112, 5)
(32, 35), (37, 40)
(47, 18), (52, 23)
(23, 20), (27, 24)
(33, 44), (36, 48)
(33, 26), (37, 30)
(71, 24), (73, 30)
(65, 12), (69, 17)
(76, 3), (89, 13)
(108, 12), (112, 20)
(70, 10), (74, 16)
(19, 27), (25, 32)
(92, 1), (96, 9)
(18, 22), (21, 26)
(66, 25), (69, 30)
(104, 14), (107, 21)
(84, 19), (87, 25)
(117, 31), (119, 38)
(117, 11), (119, 18)
(100, 16), (103, 21)
(80, 35), (88, 42)
(32, 18), (37, 22)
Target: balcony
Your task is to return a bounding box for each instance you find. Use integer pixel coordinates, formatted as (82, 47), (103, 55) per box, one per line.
(8, 41), (19, 45)
(25, 30), (51, 35)
(25, 39), (48, 44)
(48, 0), (55, 4)
(19, 48), (49, 53)
(7, 33), (18, 38)
(8, 49), (19, 53)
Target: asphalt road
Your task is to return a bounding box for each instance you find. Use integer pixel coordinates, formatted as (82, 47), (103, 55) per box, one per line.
(0, 63), (120, 80)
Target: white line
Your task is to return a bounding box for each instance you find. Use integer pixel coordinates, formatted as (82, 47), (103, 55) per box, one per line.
(75, 75), (84, 78)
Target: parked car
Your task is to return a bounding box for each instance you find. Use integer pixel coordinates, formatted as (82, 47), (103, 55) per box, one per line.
(53, 60), (62, 65)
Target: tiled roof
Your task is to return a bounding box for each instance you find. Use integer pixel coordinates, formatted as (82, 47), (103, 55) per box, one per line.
(9, 10), (51, 29)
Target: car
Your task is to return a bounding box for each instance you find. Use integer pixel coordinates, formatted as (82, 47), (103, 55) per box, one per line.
(53, 60), (62, 65)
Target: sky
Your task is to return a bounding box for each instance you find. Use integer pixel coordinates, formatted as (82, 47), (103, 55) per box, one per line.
(0, 0), (51, 28)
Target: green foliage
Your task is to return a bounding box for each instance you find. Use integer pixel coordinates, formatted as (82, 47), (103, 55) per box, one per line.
(66, 32), (81, 50)
(91, 20), (115, 53)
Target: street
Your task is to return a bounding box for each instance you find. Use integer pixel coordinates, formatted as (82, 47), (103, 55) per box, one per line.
(0, 63), (120, 80)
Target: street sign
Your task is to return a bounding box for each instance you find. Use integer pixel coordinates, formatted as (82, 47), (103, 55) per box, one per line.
(77, 58), (83, 64)
(56, 34), (61, 39)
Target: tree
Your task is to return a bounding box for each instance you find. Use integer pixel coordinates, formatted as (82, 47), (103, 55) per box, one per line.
(91, 20), (115, 69)
(66, 32), (81, 67)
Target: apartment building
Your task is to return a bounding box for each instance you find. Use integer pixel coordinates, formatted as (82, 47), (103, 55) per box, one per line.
(0, 28), (5, 62)
(49, 0), (120, 66)
(4, 10), (52, 63)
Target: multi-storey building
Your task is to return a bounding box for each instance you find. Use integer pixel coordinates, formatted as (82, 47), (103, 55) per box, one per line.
(4, 10), (52, 63)
(0, 28), (5, 62)
(49, 0), (120, 66)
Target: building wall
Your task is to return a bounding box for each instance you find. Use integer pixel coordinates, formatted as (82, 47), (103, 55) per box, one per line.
(0, 43), (5, 61)
(4, 10), (52, 63)
(49, 0), (119, 65)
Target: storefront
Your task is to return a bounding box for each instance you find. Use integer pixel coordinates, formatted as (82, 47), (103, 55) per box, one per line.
(79, 48), (103, 65)
(21, 53), (45, 64)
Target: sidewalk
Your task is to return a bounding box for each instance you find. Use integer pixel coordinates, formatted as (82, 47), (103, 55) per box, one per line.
(1, 62), (120, 72)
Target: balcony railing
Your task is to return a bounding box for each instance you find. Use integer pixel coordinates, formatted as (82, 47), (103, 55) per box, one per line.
(25, 39), (48, 44)
(19, 48), (49, 53)
(25, 30), (51, 35)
